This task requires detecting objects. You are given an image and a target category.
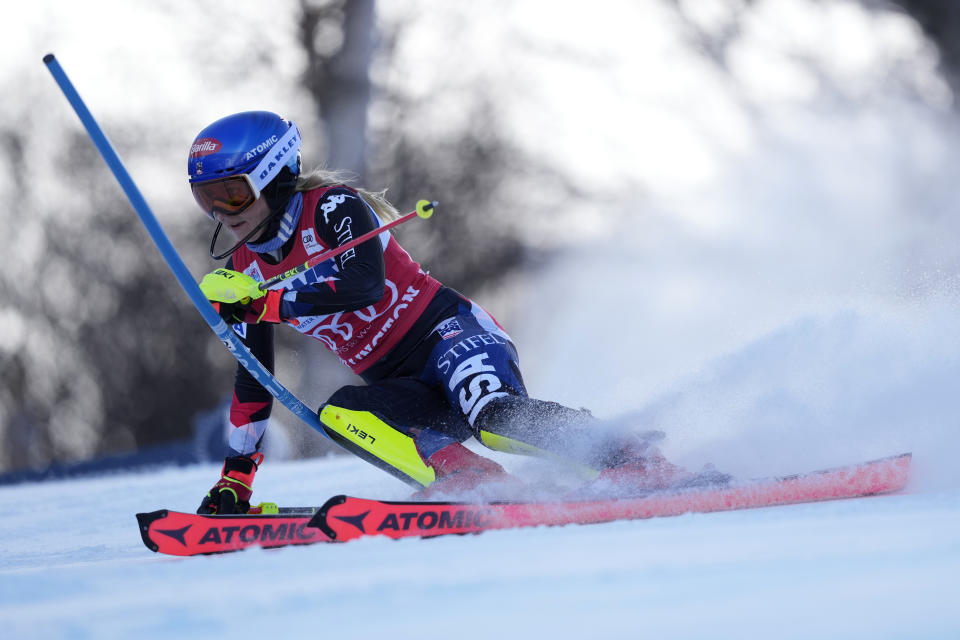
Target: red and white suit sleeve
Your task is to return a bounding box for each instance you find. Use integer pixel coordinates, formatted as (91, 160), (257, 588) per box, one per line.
(225, 265), (276, 456)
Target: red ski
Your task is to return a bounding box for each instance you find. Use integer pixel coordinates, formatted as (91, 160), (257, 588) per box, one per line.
(136, 506), (330, 556)
(310, 453), (911, 542)
(136, 453), (910, 554)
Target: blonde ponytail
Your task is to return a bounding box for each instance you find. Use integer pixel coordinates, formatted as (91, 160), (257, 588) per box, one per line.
(296, 168), (399, 221)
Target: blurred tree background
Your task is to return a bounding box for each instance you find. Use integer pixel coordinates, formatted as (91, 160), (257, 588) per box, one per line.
(1, 0), (959, 475)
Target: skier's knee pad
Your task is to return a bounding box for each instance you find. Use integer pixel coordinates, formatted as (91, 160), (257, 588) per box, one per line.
(319, 402), (436, 488)
(319, 379), (471, 488)
(328, 379), (471, 440)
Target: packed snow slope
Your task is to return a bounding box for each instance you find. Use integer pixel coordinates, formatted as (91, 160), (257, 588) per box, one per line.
(0, 451), (958, 639)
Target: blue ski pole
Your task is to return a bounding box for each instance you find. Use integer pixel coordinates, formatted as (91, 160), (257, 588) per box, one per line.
(42, 53), (331, 441)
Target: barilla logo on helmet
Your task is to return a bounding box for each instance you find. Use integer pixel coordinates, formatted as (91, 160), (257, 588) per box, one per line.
(190, 138), (221, 158)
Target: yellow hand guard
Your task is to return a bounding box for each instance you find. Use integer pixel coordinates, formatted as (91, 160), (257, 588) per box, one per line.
(199, 268), (266, 304)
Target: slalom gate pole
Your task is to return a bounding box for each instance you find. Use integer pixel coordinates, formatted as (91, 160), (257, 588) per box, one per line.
(258, 199), (435, 290)
(42, 53), (332, 441)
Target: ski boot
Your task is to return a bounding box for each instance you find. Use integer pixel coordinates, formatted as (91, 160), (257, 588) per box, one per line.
(411, 442), (519, 499)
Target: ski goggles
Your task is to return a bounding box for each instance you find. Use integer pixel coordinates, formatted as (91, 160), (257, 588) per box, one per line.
(191, 174), (259, 217)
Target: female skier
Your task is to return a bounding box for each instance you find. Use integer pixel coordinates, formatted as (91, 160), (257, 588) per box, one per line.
(189, 111), (684, 514)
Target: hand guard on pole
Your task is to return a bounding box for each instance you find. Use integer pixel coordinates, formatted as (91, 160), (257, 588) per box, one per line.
(199, 269), (283, 324)
(198, 452), (264, 514)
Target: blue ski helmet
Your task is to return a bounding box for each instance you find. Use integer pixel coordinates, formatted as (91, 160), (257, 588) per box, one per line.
(188, 111), (301, 217)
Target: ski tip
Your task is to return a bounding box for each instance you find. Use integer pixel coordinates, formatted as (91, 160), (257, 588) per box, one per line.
(43, 53), (55, 64)
(880, 451), (912, 466)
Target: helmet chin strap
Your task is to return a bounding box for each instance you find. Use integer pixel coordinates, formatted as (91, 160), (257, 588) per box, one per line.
(208, 189), (303, 260)
(208, 210), (278, 260)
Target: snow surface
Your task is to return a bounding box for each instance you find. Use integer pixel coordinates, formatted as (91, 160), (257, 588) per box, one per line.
(1, 453), (958, 639)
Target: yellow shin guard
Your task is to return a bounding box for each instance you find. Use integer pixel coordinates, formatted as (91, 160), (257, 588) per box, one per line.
(478, 430), (600, 480)
(319, 405), (437, 487)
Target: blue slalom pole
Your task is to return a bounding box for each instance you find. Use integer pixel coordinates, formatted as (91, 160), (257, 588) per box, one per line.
(42, 53), (331, 441)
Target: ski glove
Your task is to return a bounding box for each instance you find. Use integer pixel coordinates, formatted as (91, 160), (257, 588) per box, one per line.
(199, 268), (283, 324)
(197, 452), (264, 514)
